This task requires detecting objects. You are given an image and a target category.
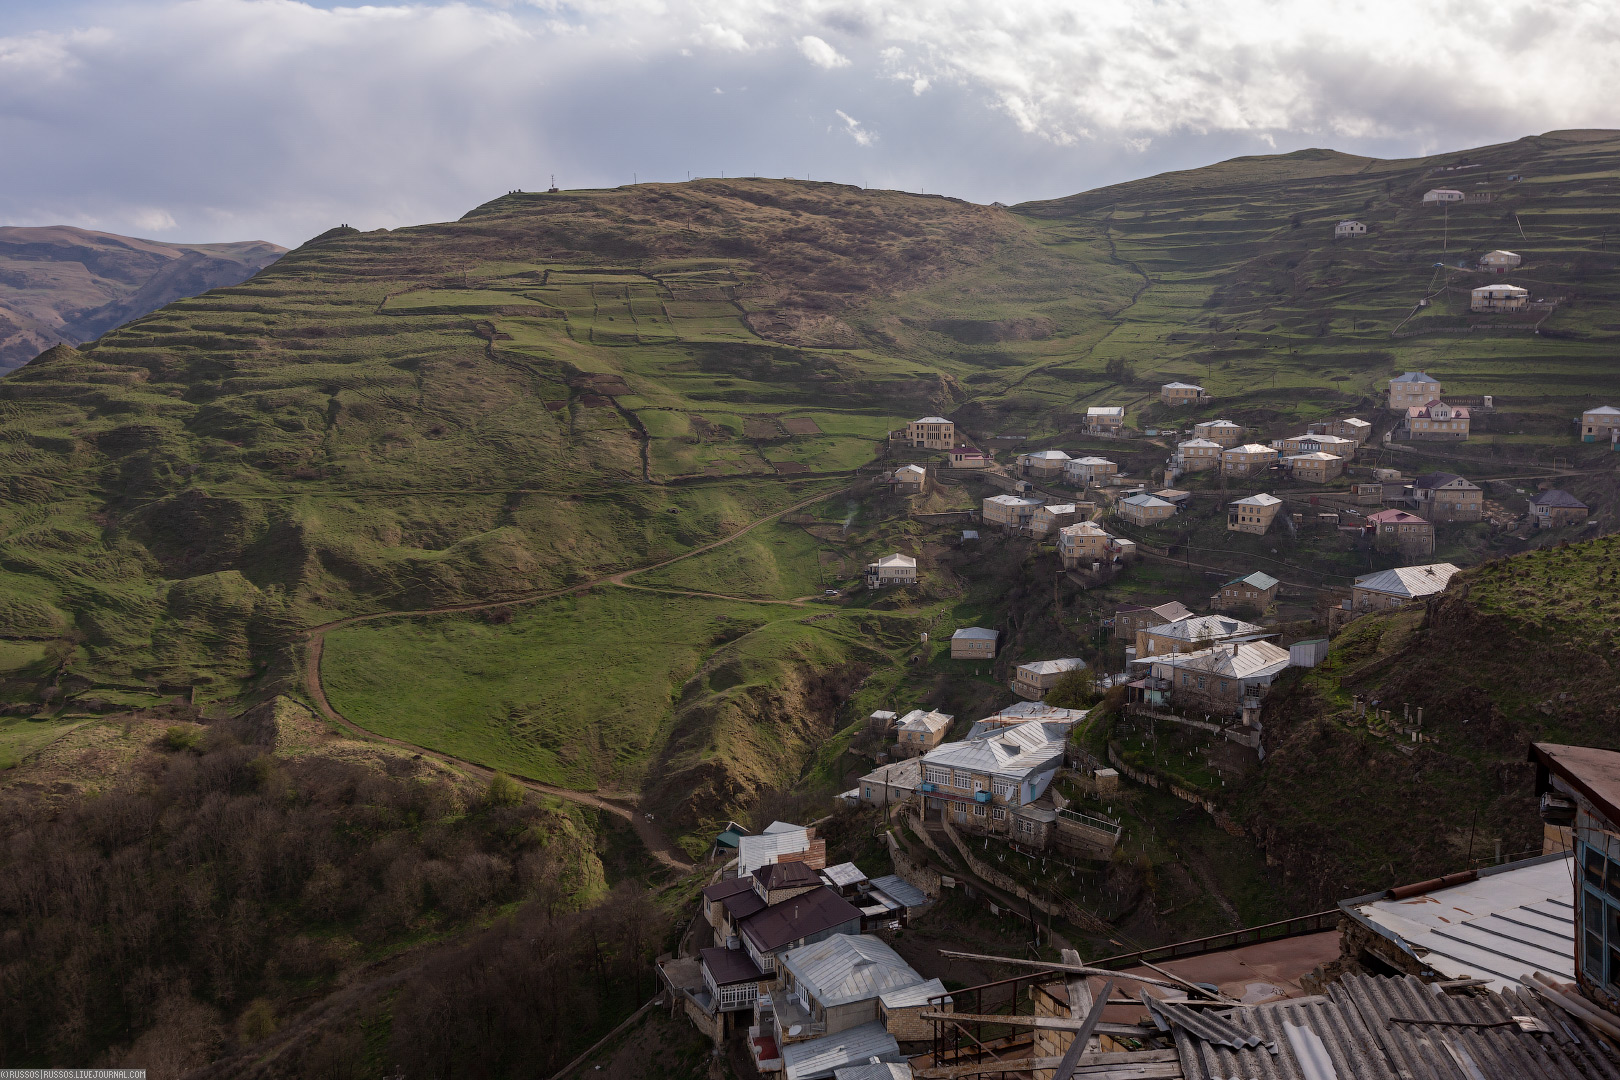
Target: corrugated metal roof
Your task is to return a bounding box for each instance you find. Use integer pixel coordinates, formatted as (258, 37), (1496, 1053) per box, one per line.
(1354, 563), (1461, 600)
(1228, 571), (1280, 590)
(781, 934), (925, 1008)
(821, 862), (868, 889)
(1175, 990), (1400, 1080)
(984, 701), (1089, 723)
(897, 709), (952, 734)
(879, 977), (950, 1010)
(1022, 450), (1072, 461)
(921, 721), (1068, 777)
(1179, 438), (1224, 449)
(781, 1021), (904, 1080)
(1148, 640), (1292, 680)
(1530, 489), (1587, 509)
(1347, 853), (1576, 991)
(1146, 994), (1269, 1049)
(1231, 492), (1282, 507)
(1150, 614), (1265, 643)
(1122, 494), (1173, 508)
(1018, 658), (1085, 677)
(1087, 406), (1124, 416)
(739, 827), (812, 875)
(867, 875), (928, 910)
(1070, 456), (1117, 465)
(1036, 503), (1078, 516)
(952, 627), (998, 641)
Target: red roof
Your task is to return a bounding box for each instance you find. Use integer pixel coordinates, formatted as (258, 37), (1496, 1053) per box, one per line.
(1366, 509), (1428, 525)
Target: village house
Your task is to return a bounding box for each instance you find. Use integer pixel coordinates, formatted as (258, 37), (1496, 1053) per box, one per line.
(698, 945), (768, 1030)
(768, 935), (935, 1058)
(1228, 492), (1283, 534)
(1351, 563), (1460, 612)
(1153, 488), (1191, 512)
(1364, 508), (1435, 556)
(1160, 381), (1208, 406)
(854, 758), (920, 808)
(1581, 405), (1620, 442)
(1056, 521), (1112, 568)
(1220, 443), (1279, 478)
(1334, 219), (1367, 238)
(1117, 492), (1175, 526)
(972, 700), (1090, 732)
(1389, 372), (1442, 413)
(981, 494), (1042, 531)
(888, 465), (926, 494)
(1308, 416), (1374, 444)
(1085, 406), (1124, 433)
(1193, 418), (1244, 446)
(736, 885), (863, 981)
(949, 627), (997, 660)
(1028, 502), (1079, 538)
(864, 554), (917, 589)
(1422, 187), (1464, 203)
(1412, 471), (1483, 522)
(1529, 489), (1590, 529)
(891, 709), (953, 758)
(1286, 451), (1344, 484)
(1113, 600), (1191, 641)
(1480, 248), (1521, 273)
(1136, 613), (1266, 659)
(944, 445), (989, 469)
(1010, 658), (1085, 700)
(1471, 282), (1529, 312)
(1278, 432), (1355, 458)
(1403, 399), (1470, 440)
(1062, 455), (1119, 486)
(919, 721), (1074, 845)
(1016, 449), (1070, 480)
(738, 822), (828, 877)
(901, 416), (954, 450)
(1136, 640), (1292, 716)
(1174, 437), (1222, 472)
(755, 861), (830, 907)
(1211, 571), (1279, 614)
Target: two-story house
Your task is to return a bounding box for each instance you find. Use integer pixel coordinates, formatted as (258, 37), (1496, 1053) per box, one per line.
(1063, 456), (1119, 486)
(1085, 406), (1124, 432)
(891, 709), (953, 758)
(1175, 437), (1222, 472)
(1057, 521), (1117, 569)
(1334, 219), (1367, 238)
(1138, 640), (1293, 716)
(1351, 563), (1460, 612)
(1364, 509), (1435, 556)
(903, 416), (954, 450)
(888, 465), (926, 494)
(1529, 489), (1590, 529)
(1228, 492), (1282, 534)
(919, 721), (1070, 833)
(736, 886), (863, 980)
(1113, 600), (1191, 641)
(1287, 452), (1344, 484)
(949, 627), (998, 660)
(1161, 381), (1208, 406)
(1221, 444), (1279, 478)
(1117, 493), (1175, 526)
(1211, 571), (1279, 614)
(1389, 372), (1442, 413)
(1029, 503), (1079, 538)
(1278, 433), (1355, 458)
(1480, 249), (1521, 273)
(1581, 406), (1620, 443)
(1412, 472), (1483, 522)
(1308, 416), (1373, 444)
(1136, 614), (1266, 660)
(1010, 658), (1085, 700)
(1403, 399), (1470, 440)
(864, 554), (917, 588)
(1017, 449), (1071, 480)
(1472, 283), (1528, 311)
(1193, 419), (1244, 446)
(982, 494), (1043, 531)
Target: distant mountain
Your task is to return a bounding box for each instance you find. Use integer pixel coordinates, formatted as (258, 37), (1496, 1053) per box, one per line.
(0, 226), (284, 371)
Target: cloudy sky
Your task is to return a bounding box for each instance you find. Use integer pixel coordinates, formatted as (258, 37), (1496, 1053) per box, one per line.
(3, 0), (1618, 246)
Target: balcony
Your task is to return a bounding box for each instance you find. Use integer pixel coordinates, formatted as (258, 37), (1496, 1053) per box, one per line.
(973, 791), (992, 804)
(919, 782), (937, 793)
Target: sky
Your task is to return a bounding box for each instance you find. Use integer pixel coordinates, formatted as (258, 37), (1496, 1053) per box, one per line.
(3, 0), (1619, 247)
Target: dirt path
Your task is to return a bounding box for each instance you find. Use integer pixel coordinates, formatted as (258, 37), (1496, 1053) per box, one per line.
(299, 485), (848, 873)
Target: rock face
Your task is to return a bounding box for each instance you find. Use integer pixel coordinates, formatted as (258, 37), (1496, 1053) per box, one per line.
(0, 225), (284, 371)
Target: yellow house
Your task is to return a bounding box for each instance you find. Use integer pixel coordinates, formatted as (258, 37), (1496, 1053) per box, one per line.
(1581, 406), (1620, 442)
(1057, 521), (1114, 568)
(1228, 493), (1282, 534)
(983, 494), (1043, 530)
(1063, 456), (1118, 486)
(1160, 381), (1208, 406)
(1117, 494), (1175, 526)
(1175, 438), (1222, 472)
(1287, 452), (1344, 483)
(1086, 406), (1125, 432)
(1221, 444), (1279, 478)
(1193, 419), (1244, 447)
(946, 446), (990, 469)
(1403, 400), (1470, 440)
(1389, 372), (1442, 413)
(904, 416), (955, 449)
(950, 627), (998, 660)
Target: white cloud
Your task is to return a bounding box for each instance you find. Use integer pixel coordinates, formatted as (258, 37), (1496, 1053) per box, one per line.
(1, 0), (1618, 243)
(836, 109), (875, 146)
(130, 208), (177, 233)
(797, 34), (849, 69)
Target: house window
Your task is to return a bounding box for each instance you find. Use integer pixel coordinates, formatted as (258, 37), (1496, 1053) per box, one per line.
(1219, 681), (1228, 692)
(992, 807), (1007, 821)
(993, 779), (1012, 797)
(953, 771), (973, 789)
(864, 786), (873, 799)
(1581, 842), (1620, 996)
(925, 767), (950, 786)
(973, 803), (986, 817)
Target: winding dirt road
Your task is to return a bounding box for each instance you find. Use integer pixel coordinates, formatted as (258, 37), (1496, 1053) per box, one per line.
(300, 484), (850, 873)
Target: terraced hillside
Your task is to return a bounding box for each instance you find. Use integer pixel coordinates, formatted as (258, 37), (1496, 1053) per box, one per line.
(7, 132), (1620, 845)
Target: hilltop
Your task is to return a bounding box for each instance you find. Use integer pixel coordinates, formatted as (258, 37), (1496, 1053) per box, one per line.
(0, 226), (284, 371)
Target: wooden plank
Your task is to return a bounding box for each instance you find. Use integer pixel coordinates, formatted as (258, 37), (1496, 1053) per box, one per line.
(935, 951), (1185, 992)
(920, 1013), (1152, 1035)
(1051, 979), (1113, 1080)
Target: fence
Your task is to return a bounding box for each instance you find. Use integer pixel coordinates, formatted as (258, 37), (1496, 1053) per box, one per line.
(1087, 910), (1341, 970)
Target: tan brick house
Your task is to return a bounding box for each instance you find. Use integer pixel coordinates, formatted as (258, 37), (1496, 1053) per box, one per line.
(1389, 372), (1442, 413)
(1221, 443), (1279, 478)
(1228, 492), (1282, 534)
(1412, 472), (1483, 522)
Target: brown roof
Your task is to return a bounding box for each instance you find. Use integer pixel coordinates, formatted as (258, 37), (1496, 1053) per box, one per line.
(703, 876), (758, 903)
(754, 861), (822, 891)
(1532, 742), (1620, 824)
(723, 890), (768, 921)
(701, 946), (766, 986)
(739, 886), (862, 954)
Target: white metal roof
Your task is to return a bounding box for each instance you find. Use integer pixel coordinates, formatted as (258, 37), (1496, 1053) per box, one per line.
(1196, 418), (1241, 427)
(896, 709), (951, 734)
(893, 465), (926, 478)
(1178, 438), (1223, 449)
(781, 934), (926, 1009)
(869, 710), (897, 721)
(984, 494), (1043, 508)
(1230, 493), (1282, 507)
(1354, 563), (1460, 599)
(867, 874), (930, 910)
(1086, 406), (1124, 416)
(1473, 283), (1528, 296)
(951, 626), (997, 641)
(819, 862), (869, 889)
(834, 1062), (912, 1080)
(871, 553), (917, 569)
(1058, 521), (1107, 538)
(878, 978), (951, 1010)
(781, 1021), (902, 1080)
(1228, 571), (1280, 590)
(1225, 443), (1278, 455)
(983, 701), (1089, 723)
(1288, 451), (1340, 462)
(1035, 503), (1077, 516)
(913, 416), (949, 424)
(1162, 381), (1204, 390)
(1148, 614), (1265, 644)
(1069, 455), (1117, 466)
(1021, 449), (1071, 461)
(1147, 640), (1292, 680)
(1584, 405), (1620, 416)
(765, 820), (806, 834)
(738, 827), (811, 876)
(1121, 494), (1172, 508)
(921, 721), (1068, 779)
(1348, 854), (1575, 992)
(1017, 658), (1086, 677)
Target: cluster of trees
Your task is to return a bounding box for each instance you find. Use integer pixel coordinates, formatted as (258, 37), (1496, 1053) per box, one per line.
(0, 721), (606, 1073)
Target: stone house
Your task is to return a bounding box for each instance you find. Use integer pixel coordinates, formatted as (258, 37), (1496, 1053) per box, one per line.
(1029, 503), (1079, 538)
(1365, 509), (1435, 556)
(1011, 658), (1085, 700)
(903, 416), (954, 450)
(1113, 600), (1191, 641)
(1140, 640), (1292, 716)
(1335, 219), (1367, 238)
(1175, 437), (1222, 472)
(1211, 571), (1279, 614)
(982, 494), (1043, 531)
(891, 709), (953, 758)
(855, 759), (920, 808)
(949, 627), (998, 660)
(1351, 563), (1460, 613)
(1403, 399), (1470, 440)
(1412, 472), (1483, 522)
(889, 465), (926, 494)
(1117, 493), (1175, 526)
(1471, 283), (1529, 312)
(1228, 492), (1282, 534)
(1529, 489), (1590, 529)
(1056, 521), (1109, 568)
(918, 721), (1070, 835)
(864, 553), (917, 588)
(1161, 381), (1208, 406)
(1063, 455), (1119, 486)
(1136, 613), (1265, 659)
(1085, 406), (1124, 432)
(1389, 372), (1442, 413)
(1017, 449), (1071, 480)
(1193, 419), (1244, 446)
(1287, 451), (1344, 483)
(1309, 416), (1373, 443)
(1480, 249), (1521, 273)
(771, 934), (931, 1048)
(1581, 406), (1620, 443)
(1221, 443), (1279, 478)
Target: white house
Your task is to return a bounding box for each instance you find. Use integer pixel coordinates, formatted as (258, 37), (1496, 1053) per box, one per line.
(1175, 438), (1223, 472)
(1085, 406), (1125, 432)
(1422, 188), (1465, 203)
(864, 554), (917, 588)
(889, 465), (926, 494)
(1063, 456), (1119, 486)
(982, 494), (1043, 530)
(1334, 220), (1367, 238)
(1480, 249), (1521, 273)
(1471, 283), (1528, 312)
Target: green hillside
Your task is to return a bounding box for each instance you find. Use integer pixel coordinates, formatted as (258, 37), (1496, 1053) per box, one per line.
(7, 131), (1620, 847)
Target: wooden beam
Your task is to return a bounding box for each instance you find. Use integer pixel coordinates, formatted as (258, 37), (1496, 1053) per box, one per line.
(935, 951), (1188, 993)
(922, 1012), (1116, 1032)
(1052, 978), (1113, 1080)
